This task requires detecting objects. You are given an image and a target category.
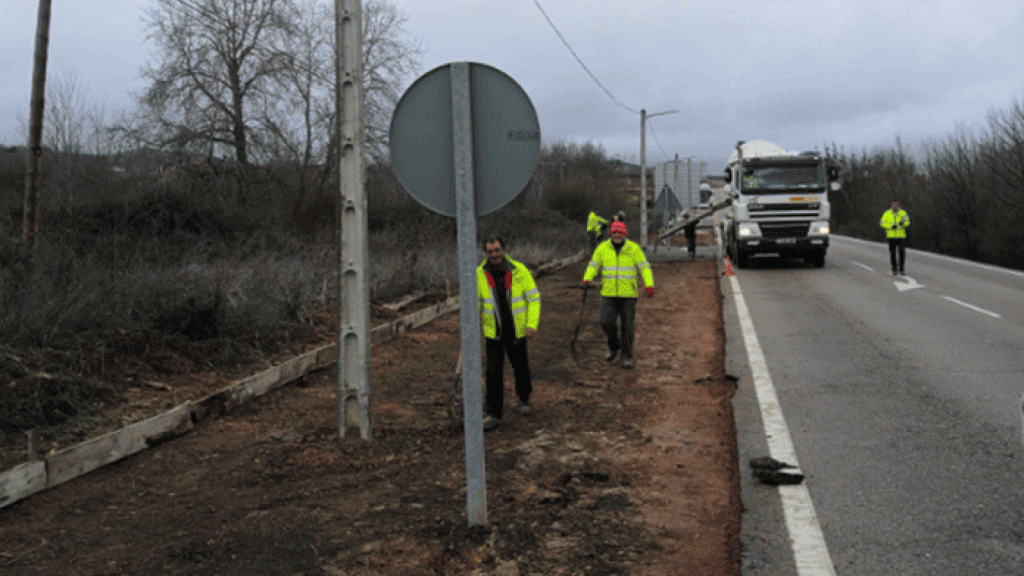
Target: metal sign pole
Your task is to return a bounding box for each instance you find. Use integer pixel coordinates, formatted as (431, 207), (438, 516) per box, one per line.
(451, 62), (487, 526)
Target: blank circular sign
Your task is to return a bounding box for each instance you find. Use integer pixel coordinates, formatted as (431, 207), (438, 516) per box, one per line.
(389, 62), (541, 217)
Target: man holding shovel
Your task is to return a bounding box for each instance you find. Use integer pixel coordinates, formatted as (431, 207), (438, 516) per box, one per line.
(478, 236), (541, 431)
(581, 221), (654, 369)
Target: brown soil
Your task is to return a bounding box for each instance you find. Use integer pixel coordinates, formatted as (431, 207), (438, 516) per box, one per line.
(0, 257), (739, 576)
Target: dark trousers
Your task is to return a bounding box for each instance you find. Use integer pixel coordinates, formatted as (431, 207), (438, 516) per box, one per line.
(588, 231), (599, 251)
(600, 297), (637, 360)
(888, 238), (906, 272)
(485, 337), (532, 419)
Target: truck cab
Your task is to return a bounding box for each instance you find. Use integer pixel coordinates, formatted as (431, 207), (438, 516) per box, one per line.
(721, 141), (840, 268)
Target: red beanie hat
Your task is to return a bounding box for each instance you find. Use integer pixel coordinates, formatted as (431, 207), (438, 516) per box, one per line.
(610, 221), (627, 235)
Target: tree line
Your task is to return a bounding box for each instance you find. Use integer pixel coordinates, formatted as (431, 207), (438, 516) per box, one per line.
(829, 99), (1024, 271)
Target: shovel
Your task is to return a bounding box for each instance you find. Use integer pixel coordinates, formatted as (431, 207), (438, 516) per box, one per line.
(568, 283), (590, 363)
(445, 350), (463, 428)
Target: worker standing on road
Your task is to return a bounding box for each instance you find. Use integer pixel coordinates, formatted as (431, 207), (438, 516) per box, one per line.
(586, 210), (608, 251)
(682, 209), (698, 260)
(580, 221), (654, 369)
(880, 200), (910, 275)
(478, 236), (541, 431)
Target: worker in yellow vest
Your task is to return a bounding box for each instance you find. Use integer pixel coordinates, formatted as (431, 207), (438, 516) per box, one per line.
(477, 236), (541, 431)
(586, 210), (608, 250)
(580, 221), (654, 369)
(880, 200), (910, 275)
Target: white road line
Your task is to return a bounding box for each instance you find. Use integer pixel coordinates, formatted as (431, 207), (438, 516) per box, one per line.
(838, 236), (1024, 278)
(852, 261), (873, 271)
(940, 295), (1001, 319)
(895, 276), (925, 292)
(729, 275), (836, 576)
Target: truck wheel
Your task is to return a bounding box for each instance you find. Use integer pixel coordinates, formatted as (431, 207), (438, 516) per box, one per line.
(809, 250), (825, 268)
(735, 250), (749, 269)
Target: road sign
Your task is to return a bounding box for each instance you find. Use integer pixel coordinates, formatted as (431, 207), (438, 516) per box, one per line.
(654, 185), (683, 213)
(390, 62), (540, 217)
(389, 62), (540, 527)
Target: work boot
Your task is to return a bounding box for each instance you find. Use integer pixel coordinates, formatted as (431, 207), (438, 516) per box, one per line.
(621, 357), (634, 369)
(483, 415), (500, 431)
(605, 348), (619, 362)
(517, 401), (532, 416)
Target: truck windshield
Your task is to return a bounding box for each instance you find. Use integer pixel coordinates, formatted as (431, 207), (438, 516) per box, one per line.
(741, 165), (823, 192)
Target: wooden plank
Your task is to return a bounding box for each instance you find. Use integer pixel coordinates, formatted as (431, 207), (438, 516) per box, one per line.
(46, 403), (193, 488)
(314, 343), (337, 369)
(0, 460), (46, 508)
(381, 292), (424, 312)
(195, 345), (334, 421)
(369, 295), (460, 347)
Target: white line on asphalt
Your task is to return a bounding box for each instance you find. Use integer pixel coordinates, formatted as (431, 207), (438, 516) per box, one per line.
(940, 295), (1001, 319)
(852, 261), (873, 271)
(838, 236), (1024, 278)
(730, 275), (837, 576)
(895, 276), (926, 292)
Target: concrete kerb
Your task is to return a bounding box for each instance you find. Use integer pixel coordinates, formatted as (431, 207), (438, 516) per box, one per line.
(0, 249), (587, 509)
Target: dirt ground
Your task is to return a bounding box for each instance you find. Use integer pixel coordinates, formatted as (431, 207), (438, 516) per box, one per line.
(0, 253), (739, 576)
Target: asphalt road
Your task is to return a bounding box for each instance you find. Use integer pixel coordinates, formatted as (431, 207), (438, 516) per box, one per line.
(723, 235), (1024, 576)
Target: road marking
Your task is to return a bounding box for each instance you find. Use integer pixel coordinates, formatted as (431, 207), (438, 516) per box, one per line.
(852, 261), (873, 271)
(729, 275), (837, 576)
(940, 295), (1001, 319)
(895, 275), (925, 292)
(838, 235), (1024, 278)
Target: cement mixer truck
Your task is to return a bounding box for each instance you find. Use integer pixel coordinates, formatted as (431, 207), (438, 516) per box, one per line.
(721, 141), (840, 268)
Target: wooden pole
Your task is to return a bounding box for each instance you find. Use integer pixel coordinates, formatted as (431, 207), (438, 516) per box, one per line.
(24, 0), (53, 250)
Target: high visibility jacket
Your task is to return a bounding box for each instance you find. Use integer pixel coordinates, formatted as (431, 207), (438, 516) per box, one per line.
(583, 239), (654, 298)
(477, 256), (540, 340)
(586, 211), (608, 233)
(880, 208), (910, 239)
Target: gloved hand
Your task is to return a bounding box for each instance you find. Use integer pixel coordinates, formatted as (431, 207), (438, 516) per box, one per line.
(645, 286), (654, 298)
(581, 280), (591, 289)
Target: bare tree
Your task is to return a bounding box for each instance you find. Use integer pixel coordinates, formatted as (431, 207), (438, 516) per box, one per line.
(254, 0), (420, 218)
(140, 0), (292, 165)
(360, 0), (420, 159)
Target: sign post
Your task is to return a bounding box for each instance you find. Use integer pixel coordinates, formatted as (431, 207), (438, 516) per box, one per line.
(449, 62), (487, 526)
(390, 62), (540, 526)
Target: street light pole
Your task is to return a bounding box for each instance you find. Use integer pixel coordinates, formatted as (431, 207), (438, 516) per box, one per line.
(639, 108), (678, 246)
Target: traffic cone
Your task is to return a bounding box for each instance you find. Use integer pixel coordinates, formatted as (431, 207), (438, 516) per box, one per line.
(723, 255), (734, 277)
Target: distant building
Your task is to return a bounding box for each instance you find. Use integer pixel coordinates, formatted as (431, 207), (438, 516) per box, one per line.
(653, 157), (707, 209)
(609, 159), (653, 207)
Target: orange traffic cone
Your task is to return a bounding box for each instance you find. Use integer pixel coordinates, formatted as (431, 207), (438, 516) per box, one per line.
(723, 255), (734, 277)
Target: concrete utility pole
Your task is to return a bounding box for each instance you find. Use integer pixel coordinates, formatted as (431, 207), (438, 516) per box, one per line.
(639, 108), (677, 246)
(673, 153), (679, 198)
(24, 0), (52, 250)
(687, 156), (692, 208)
(335, 0), (371, 440)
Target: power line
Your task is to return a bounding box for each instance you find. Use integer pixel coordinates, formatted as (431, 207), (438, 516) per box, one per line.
(532, 0), (639, 115)
(647, 122), (670, 159)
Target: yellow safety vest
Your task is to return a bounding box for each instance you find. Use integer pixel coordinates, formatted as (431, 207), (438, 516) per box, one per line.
(587, 212), (608, 233)
(880, 209), (909, 239)
(477, 256), (540, 340)
(583, 239), (654, 298)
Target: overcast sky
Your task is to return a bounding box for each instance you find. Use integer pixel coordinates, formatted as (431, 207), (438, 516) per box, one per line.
(3, 0), (1023, 172)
